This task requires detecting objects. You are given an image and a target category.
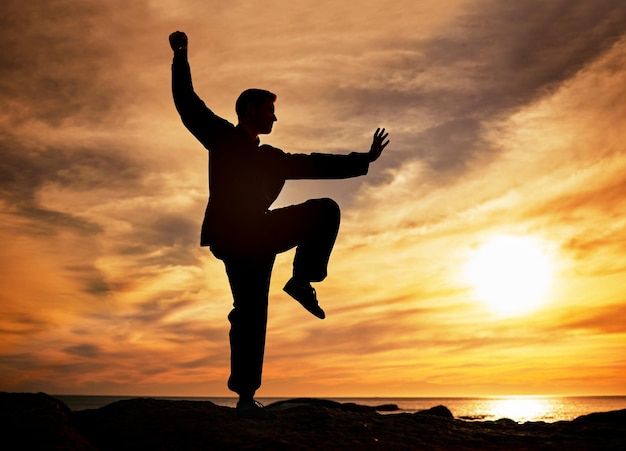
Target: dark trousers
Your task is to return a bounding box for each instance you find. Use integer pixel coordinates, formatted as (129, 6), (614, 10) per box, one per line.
(213, 198), (340, 397)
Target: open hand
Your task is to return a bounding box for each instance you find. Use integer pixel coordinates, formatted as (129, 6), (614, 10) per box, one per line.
(368, 128), (389, 162)
(169, 31), (188, 52)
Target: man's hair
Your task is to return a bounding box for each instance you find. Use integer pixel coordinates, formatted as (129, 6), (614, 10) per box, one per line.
(235, 88), (277, 118)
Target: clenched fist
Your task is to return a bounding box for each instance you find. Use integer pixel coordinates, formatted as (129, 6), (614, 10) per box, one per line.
(169, 31), (188, 52)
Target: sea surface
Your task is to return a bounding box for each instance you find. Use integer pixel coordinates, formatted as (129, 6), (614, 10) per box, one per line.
(54, 395), (626, 423)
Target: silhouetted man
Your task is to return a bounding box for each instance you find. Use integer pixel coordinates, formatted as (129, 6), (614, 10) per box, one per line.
(169, 31), (389, 419)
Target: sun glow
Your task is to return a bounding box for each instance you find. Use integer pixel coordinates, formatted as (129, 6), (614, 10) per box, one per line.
(489, 396), (554, 423)
(466, 235), (553, 317)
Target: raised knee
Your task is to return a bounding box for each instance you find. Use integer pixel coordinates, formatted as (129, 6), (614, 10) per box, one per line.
(316, 198), (340, 218)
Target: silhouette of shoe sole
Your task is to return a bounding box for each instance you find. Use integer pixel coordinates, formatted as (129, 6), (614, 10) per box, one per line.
(283, 280), (326, 319)
(236, 402), (277, 420)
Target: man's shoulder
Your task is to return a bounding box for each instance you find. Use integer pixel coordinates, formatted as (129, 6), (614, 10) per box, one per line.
(210, 120), (239, 144)
(215, 115), (236, 131)
(259, 144), (285, 155)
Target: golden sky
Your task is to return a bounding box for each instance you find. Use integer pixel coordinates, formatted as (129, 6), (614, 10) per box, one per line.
(1, 0), (625, 397)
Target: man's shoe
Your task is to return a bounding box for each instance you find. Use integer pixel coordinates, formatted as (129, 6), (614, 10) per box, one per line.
(283, 279), (326, 319)
(236, 399), (277, 420)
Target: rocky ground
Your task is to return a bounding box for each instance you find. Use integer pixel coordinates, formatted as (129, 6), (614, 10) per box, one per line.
(1, 392), (625, 450)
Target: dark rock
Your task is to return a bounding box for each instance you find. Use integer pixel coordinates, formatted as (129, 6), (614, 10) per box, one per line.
(574, 409), (626, 425)
(267, 398), (400, 413)
(0, 392), (95, 450)
(372, 403), (401, 412)
(415, 405), (454, 419)
(1, 392), (625, 450)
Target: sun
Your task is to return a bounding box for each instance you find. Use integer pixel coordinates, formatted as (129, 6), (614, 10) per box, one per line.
(465, 235), (553, 317)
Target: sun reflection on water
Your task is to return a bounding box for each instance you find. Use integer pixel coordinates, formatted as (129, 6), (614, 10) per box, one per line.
(492, 397), (548, 422)
(480, 396), (566, 423)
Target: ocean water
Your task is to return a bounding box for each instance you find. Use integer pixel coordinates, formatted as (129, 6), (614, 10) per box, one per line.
(54, 395), (626, 423)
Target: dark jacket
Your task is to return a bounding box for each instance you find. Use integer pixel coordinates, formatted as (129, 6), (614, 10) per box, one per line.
(172, 53), (370, 246)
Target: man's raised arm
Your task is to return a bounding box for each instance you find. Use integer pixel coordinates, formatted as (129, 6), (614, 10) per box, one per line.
(169, 31), (231, 148)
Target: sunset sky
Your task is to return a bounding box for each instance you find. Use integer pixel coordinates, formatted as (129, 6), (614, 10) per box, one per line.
(2, 0), (626, 398)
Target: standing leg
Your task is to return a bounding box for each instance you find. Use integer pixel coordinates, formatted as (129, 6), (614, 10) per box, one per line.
(223, 256), (275, 402)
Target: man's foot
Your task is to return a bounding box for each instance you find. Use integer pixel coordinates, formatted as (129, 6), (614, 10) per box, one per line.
(236, 399), (277, 420)
(283, 278), (326, 319)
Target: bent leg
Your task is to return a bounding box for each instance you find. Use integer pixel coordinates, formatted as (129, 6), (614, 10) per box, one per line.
(223, 256), (275, 398)
(263, 198), (340, 283)
(293, 198), (340, 282)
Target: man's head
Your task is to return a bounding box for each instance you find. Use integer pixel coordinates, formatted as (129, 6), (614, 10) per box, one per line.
(236, 88), (277, 135)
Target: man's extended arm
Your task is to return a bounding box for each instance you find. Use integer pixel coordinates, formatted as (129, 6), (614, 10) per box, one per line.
(170, 31), (231, 148)
(274, 128), (390, 180)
